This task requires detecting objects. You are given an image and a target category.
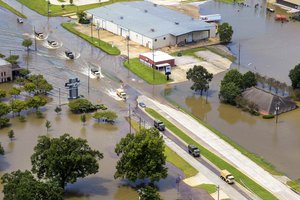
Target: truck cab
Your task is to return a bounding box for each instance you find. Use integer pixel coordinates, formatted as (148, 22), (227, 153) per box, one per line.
(154, 120), (165, 131)
(220, 170), (234, 184)
(188, 144), (200, 157)
(116, 88), (127, 100)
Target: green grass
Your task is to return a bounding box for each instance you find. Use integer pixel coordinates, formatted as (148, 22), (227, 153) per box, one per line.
(17, 0), (136, 16)
(61, 23), (120, 55)
(124, 58), (172, 85)
(128, 117), (198, 178)
(195, 184), (217, 194)
(165, 146), (198, 178)
(287, 180), (300, 193)
(170, 47), (205, 57)
(0, 0), (26, 18)
(163, 95), (282, 176)
(145, 108), (278, 200)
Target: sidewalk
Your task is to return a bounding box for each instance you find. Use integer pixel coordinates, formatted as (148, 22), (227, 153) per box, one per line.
(138, 95), (300, 200)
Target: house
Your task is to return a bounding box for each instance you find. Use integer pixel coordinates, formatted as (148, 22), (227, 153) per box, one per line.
(0, 58), (12, 83)
(139, 51), (175, 70)
(86, 1), (216, 49)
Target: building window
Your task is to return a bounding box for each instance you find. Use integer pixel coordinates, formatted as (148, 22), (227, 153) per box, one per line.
(3, 72), (6, 76)
(0, 72), (3, 77)
(163, 37), (166, 40)
(154, 39), (157, 42)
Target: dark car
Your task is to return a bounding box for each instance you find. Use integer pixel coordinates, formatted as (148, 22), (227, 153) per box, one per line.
(17, 18), (23, 24)
(65, 50), (74, 59)
(138, 102), (146, 108)
(154, 120), (165, 131)
(188, 144), (200, 157)
(48, 40), (59, 47)
(266, 7), (275, 12)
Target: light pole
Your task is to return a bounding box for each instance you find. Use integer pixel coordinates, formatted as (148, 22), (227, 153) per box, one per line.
(88, 65), (90, 94)
(275, 102), (280, 124)
(152, 47), (155, 80)
(47, 0), (50, 19)
(217, 185), (220, 200)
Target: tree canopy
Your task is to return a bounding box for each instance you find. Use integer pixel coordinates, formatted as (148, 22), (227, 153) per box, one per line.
(26, 96), (47, 111)
(221, 69), (243, 89)
(22, 39), (33, 51)
(242, 71), (257, 89)
(114, 128), (168, 183)
(186, 65), (213, 95)
(27, 74), (53, 95)
(218, 22), (234, 43)
(138, 186), (162, 200)
(68, 98), (96, 113)
(289, 63), (300, 89)
(219, 82), (241, 105)
(93, 110), (118, 123)
(9, 87), (21, 99)
(10, 100), (26, 116)
(31, 134), (103, 189)
(0, 89), (6, 98)
(1, 170), (63, 200)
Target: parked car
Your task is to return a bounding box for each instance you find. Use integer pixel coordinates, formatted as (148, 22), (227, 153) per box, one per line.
(17, 18), (23, 24)
(138, 102), (146, 108)
(65, 50), (74, 59)
(48, 40), (59, 48)
(188, 144), (200, 157)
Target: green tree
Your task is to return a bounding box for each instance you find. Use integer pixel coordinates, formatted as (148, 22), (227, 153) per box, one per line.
(69, 0), (73, 4)
(10, 100), (27, 116)
(115, 128), (168, 183)
(186, 65), (213, 95)
(289, 64), (300, 89)
(19, 68), (31, 77)
(80, 114), (86, 125)
(61, 4), (65, 10)
(0, 102), (10, 116)
(1, 170), (63, 200)
(138, 186), (162, 200)
(0, 143), (4, 154)
(93, 111), (117, 123)
(27, 74), (53, 95)
(45, 120), (51, 132)
(5, 55), (19, 65)
(221, 69), (243, 89)
(242, 71), (257, 89)
(26, 96), (47, 111)
(31, 134), (103, 189)
(9, 87), (21, 99)
(0, 117), (10, 128)
(218, 22), (233, 43)
(24, 82), (36, 94)
(22, 39), (33, 51)
(219, 82), (241, 105)
(68, 98), (95, 113)
(8, 130), (14, 141)
(0, 89), (6, 98)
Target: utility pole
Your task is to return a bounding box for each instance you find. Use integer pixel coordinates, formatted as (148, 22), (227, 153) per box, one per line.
(238, 42), (241, 70)
(47, 0), (50, 20)
(58, 88), (61, 107)
(152, 46), (155, 80)
(88, 66), (90, 94)
(91, 15), (93, 42)
(34, 26), (37, 51)
(129, 104), (132, 134)
(217, 185), (220, 200)
(127, 36), (130, 64)
(97, 22), (100, 46)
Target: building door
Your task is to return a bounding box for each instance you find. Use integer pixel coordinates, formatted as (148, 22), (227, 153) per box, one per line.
(187, 33), (193, 43)
(121, 28), (128, 38)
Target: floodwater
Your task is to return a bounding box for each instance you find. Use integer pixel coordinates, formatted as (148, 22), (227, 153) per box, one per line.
(0, 2), (190, 200)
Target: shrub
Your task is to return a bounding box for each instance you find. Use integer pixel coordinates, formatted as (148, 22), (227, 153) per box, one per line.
(94, 104), (108, 110)
(36, 111), (44, 118)
(18, 115), (26, 122)
(262, 114), (274, 119)
(68, 98), (96, 114)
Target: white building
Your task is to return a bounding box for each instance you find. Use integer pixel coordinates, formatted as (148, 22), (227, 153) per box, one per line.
(0, 58), (12, 83)
(87, 2), (216, 49)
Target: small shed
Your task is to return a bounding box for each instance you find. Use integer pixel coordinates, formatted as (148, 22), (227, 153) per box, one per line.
(139, 51), (175, 70)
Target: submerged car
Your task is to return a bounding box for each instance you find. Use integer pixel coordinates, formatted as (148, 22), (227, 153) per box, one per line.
(35, 31), (45, 39)
(65, 50), (74, 59)
(17, 18), (23, 24)
(47, 40), (59, 47)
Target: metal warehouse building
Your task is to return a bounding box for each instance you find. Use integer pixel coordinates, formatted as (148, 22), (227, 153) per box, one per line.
(87, 1), (216, 49)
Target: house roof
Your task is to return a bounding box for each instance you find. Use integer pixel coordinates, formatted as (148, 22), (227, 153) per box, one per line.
(242, 87), (297, 114)
(0, 58), (10, 66)
(87, 1), (214, 39)
(140, 51), (174, 62)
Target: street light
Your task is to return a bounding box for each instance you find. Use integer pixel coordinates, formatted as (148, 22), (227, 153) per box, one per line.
(275, 102), (280, 124)
(152, 47), (155, 80)
(216, 185), (220, 200)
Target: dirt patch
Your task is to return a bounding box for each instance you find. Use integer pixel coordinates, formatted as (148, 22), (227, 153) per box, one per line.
(195, 50), (232, 70)
(165, 4), (200, 19)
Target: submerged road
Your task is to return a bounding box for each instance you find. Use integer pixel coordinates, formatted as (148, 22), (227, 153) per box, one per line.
(138, 95), (300, 200)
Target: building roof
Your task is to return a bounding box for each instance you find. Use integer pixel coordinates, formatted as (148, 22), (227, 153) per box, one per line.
(284, 0), (300, 5)
(0, 58), (10, 66)
(140, 51), (174, 62)
(242, 87), (297, 115)
(87, 1), (214, 38)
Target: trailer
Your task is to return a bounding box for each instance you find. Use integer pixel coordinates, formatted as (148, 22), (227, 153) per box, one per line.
(200, 14), (221, 22)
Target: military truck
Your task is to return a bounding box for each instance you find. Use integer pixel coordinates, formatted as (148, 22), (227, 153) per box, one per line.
(220, 170), (234, 184)
(154, 120), (165, 131)
(188, 144), (200, 157)
(116, 88), (127, 100)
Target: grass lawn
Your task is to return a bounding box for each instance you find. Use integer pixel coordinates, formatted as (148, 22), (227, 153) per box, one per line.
(287, 180), (300, 193)
(61, 23), (120, 55)
(195, 184), (217, 194)
(145, 108), (278, 200)
(128, 117), (198, 178)
(17, 0), (136, 16)
(163, 96), (282, 176)
(0, 0), (26, 18)
(124, 58), (172, 85)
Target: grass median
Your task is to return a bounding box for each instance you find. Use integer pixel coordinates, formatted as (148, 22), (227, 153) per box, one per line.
(61, 22), (120, 55)
(124, 58), (172, 85)
(0, 0), (26, 18)
(195, 184), (217, 194)
(145, 107), (278, 200)
(128, 117), (198, 178)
